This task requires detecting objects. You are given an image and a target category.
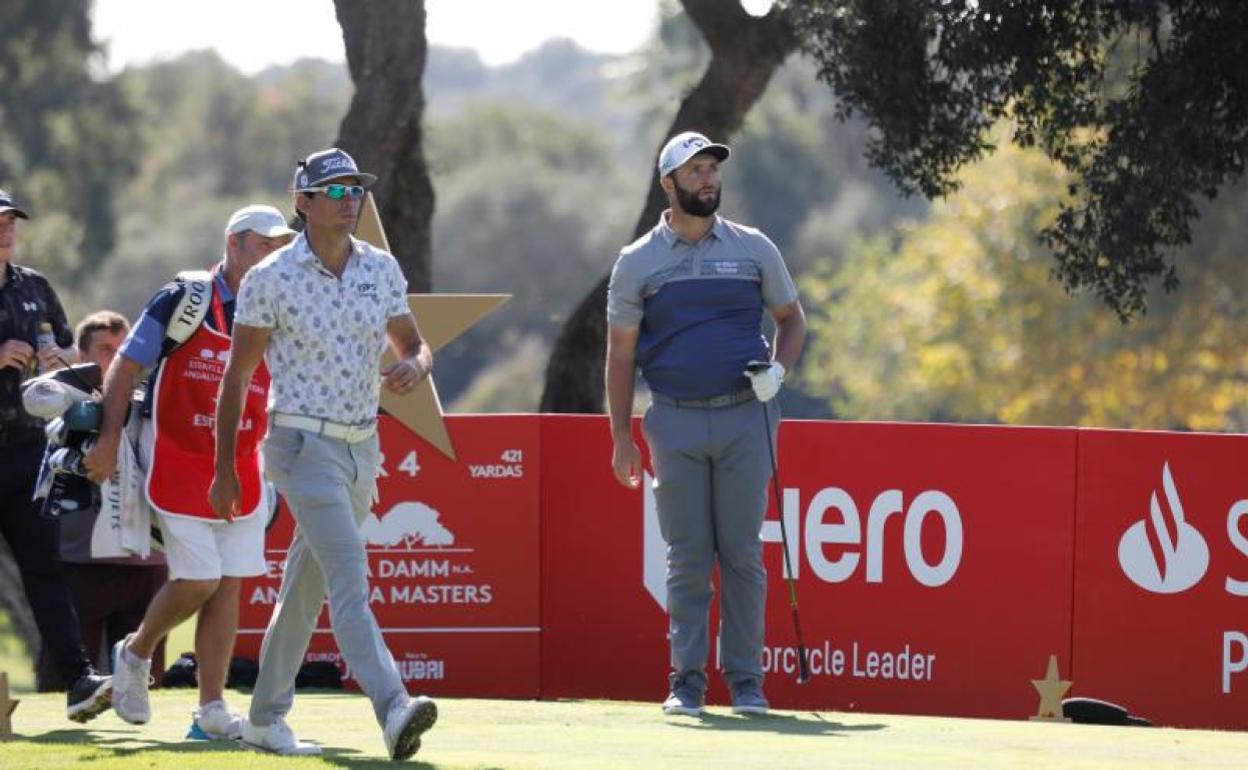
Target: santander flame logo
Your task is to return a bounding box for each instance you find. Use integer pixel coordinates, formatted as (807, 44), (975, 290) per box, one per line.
(1117, 462), (1209, 594)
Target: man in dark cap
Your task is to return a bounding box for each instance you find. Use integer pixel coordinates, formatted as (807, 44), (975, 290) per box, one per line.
(211, 149), (438, 760)
(0, 188), (113, 722)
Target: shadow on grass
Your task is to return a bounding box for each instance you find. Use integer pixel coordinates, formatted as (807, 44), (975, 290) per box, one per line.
(666, 711), (887, 736)
(17, 727), (235, 754)
(15, 728), (452, 770)
(318, 747), (462, 770)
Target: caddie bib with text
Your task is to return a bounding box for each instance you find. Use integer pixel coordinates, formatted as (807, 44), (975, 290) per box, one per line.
(146, 284), (269, 520)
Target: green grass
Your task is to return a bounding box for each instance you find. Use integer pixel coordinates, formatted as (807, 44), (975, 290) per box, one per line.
(2, 689), (1248, 770)
(0, 609), (33, 691)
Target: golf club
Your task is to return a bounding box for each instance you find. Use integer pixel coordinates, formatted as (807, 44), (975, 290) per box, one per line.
(746, 361), (811, 684)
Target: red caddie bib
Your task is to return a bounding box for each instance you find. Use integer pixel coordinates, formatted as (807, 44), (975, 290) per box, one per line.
(146, 278), (270, 520)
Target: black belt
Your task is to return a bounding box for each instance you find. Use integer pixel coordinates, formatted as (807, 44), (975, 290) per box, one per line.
(0, 427), (46, 449)
(651, 388), (756, 409)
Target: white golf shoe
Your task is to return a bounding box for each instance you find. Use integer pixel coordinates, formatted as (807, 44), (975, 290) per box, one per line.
(110, 634), (151, 724)
(239, 716), (322, 755)
(383, 695), (438, 761)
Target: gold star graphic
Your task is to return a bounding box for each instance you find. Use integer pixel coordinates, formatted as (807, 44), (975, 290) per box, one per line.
(357, 192), (508, 460)
(1029, 654), (1072, 722)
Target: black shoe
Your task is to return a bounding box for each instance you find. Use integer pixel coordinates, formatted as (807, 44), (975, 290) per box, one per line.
(66, 673), (112, 723)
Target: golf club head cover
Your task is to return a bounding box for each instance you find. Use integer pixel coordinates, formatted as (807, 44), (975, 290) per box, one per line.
(745, 360), (785, 402)
(1061, 696), (1153, 726)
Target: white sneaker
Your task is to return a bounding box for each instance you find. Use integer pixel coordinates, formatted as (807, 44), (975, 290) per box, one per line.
(240, 717), (323, 755)
(193, 699), (244, 740)
(110, 634), (151, 725)
(383, 696), (438, 761)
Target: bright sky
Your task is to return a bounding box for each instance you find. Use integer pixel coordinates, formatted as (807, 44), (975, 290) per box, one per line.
(92, 0), (663, 73)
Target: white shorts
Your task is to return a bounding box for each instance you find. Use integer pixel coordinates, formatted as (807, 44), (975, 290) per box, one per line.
(139, 417), (268, 580)
(155, 510), (267, 581)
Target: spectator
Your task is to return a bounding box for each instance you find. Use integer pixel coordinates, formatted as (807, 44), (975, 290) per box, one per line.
(0, 187), (112, 722)
(55, 311), (168, 677)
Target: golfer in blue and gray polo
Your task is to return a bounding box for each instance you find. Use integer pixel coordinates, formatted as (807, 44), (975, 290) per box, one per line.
(606, 131), (807, 716)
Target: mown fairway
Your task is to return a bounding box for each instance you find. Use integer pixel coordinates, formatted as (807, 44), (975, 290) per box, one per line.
(2, 689), (1247, 770)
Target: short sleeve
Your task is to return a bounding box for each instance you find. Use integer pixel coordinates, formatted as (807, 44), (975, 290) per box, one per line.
(235, 266), (276, 329)
(606, 252), (644, 328)
(385, 255), (410, 318)
(116, 282), (182, 368)
(753, 231), (799, 309)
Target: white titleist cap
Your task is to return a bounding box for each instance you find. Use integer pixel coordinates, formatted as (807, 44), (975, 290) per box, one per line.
(657, 131), (730, 176)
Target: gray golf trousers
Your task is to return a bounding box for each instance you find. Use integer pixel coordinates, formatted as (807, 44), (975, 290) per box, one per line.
(249, 426), (406, 727)
(642, 396), (779, 687)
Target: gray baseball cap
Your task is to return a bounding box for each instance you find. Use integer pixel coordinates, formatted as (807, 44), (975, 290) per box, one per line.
(0, 189), (30, 219)
(657, 131), (730, 177)
(292, 148), (377, 191)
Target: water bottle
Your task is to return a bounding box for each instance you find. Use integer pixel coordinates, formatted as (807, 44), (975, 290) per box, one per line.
(30, 321), (55, 376)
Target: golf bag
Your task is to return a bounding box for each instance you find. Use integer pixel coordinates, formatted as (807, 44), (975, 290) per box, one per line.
(23, 364), (104, 519)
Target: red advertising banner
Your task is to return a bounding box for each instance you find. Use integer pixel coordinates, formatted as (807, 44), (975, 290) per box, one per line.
(1071, 429), (1248, 729)
(539, 416), (669, 702)
(541, 416), (1079, 718)
(233, 412), (1248, 728)
(237, 415), (542, 698)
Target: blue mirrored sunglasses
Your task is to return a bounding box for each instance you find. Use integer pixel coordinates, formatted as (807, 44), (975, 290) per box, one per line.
(305, 184), (366, 200)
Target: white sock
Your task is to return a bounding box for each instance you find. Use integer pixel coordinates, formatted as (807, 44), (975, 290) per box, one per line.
(122, 646), (148, 667)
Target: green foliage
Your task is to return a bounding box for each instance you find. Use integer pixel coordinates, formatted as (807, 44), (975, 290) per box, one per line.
(428, 100), (641, 406)
(90, 53), (352, 318)
(0, 0), (140, 270)
(119, 52), (349, 204)
(787, 1), (1248, 319)
(800, 136), (1248, 430)
(727, 58), (925, 264)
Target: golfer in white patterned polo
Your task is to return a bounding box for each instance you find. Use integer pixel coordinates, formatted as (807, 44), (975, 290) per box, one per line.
(210, 148), (437, 760)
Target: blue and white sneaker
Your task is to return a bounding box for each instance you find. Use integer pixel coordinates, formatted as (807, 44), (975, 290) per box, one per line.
(187, 699), (244, 740)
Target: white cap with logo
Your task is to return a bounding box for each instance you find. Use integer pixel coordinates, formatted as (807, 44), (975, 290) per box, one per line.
(225, 204), (298, 239)
(657, 131), (731, 177)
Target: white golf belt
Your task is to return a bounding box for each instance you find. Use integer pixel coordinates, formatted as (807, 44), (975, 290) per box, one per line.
(272, 413), (376, 443)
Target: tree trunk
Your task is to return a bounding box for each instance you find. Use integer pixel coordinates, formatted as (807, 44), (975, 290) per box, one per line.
(333, 0), (434, 292)
(539, 0), (798, 413)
